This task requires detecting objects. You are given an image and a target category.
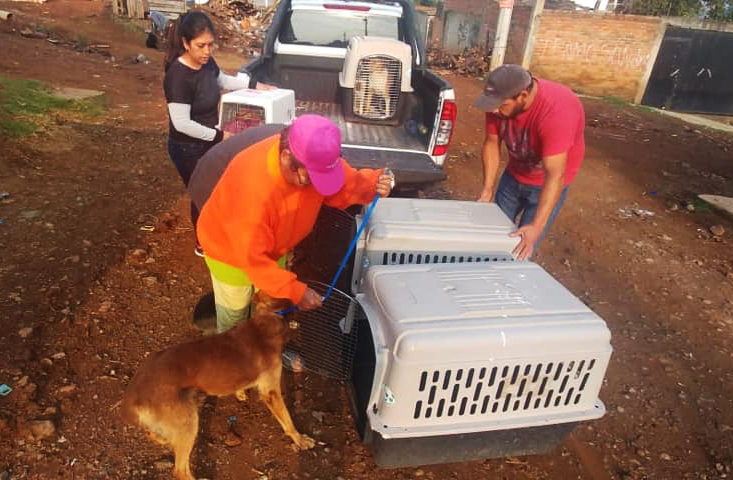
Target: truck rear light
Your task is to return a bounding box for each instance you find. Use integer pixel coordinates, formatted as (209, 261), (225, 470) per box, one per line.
(432, 99), (456, 156)
(324, 4), (371, 11)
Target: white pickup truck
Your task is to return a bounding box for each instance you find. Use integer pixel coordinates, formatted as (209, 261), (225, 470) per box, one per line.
(240, 0), (457, 187)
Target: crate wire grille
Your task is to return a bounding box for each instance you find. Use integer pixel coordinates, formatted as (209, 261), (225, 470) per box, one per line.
(353, 55), (402, 120)
(220, 103), (266, 134)
(412, 359), (599, 420)
(380, 251), (515, 266)
(292, 206), (355, 285)
(286, 281), (361, 381)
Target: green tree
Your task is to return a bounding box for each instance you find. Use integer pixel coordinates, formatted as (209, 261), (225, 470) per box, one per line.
(624, 0), (733, 20)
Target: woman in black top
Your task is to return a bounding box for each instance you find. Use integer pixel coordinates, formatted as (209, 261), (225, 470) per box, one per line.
(163, 11), (269, 256)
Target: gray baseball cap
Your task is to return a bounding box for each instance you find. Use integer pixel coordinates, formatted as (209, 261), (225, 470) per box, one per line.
(473, 64), (532, 111)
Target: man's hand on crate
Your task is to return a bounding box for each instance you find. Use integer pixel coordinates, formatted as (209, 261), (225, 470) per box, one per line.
(510, 223), (541, 261)
(376, 169), (395, 197)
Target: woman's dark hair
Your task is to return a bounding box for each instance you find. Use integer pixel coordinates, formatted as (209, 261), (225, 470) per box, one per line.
(164, 11), (216, 71)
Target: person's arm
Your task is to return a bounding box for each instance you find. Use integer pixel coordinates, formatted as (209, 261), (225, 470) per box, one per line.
(167, 103), (224, 142)
(478, 132), (501, 202)
(225, 207), (309, 305)
(218, 71), (277, 91)
(323, 161), (382, 209)
(217, 71), (255, 90)
(510, 152), (566, 260)
(236, 221), (323, 310)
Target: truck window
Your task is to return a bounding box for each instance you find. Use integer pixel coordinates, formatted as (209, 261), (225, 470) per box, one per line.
(279, 11), (400, 48)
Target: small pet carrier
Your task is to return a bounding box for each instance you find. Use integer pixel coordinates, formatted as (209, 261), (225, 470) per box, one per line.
(218, 88), (296, 134)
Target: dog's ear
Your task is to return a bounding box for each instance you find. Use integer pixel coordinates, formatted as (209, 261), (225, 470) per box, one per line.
(252, 291), (292, 317)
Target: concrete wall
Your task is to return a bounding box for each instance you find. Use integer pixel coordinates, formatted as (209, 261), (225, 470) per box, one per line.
(440, 0), (533, 63)
(435, 1), (733, 103)
(443, 11), (485, 51)
(528, 12), (663, 101)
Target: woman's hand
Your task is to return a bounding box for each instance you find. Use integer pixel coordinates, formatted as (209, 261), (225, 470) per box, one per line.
(223, 130), (233, 141)
(255, 82), (277, 91)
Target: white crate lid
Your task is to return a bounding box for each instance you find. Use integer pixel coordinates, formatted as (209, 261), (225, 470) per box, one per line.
(361, 198), (520, 254)
(359, 262), (611, 363)
(220, 88), (295, 107)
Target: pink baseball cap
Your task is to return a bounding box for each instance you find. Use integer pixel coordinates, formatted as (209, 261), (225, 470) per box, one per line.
(288, 114), (345, 196)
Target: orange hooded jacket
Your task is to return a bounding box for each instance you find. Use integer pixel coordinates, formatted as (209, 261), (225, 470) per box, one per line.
(197, 133), (379, 304)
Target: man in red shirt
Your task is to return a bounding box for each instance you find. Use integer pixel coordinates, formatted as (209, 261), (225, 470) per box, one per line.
(474, 64), (585, 260)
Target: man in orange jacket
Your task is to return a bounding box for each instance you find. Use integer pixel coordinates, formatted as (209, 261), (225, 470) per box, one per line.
(189, 114), (393, 333)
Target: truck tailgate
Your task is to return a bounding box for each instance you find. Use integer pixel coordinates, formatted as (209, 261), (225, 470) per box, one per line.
(342, 148), (445, 184)
(297, 101), (426, 151)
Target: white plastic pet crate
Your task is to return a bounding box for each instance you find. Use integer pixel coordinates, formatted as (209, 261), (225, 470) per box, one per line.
(339, 36), (413, 123)
(218, 88), (296, 134)
(351, 198), (520, 294)
(350, 262), (611, 467)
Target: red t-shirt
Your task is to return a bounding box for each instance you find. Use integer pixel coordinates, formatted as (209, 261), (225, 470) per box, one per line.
(485, 78), (585, 187)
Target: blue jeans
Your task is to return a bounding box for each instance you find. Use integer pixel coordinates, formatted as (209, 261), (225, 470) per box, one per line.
(167, 138), (212, 239)
(495, 171), (568, 253)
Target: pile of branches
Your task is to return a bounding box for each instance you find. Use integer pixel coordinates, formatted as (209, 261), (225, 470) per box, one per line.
(222, 0), (258, 17)
(204, 0), (279, 54)
(427, 46), (491, 77)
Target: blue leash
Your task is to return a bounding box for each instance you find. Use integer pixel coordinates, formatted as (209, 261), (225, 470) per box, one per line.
(277, 193), (381, 316)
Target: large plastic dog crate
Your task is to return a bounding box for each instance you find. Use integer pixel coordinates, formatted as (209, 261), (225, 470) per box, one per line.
(339, 36), (413, 125)
(350, 262), (611, 467)
(351, 198), (520, 294)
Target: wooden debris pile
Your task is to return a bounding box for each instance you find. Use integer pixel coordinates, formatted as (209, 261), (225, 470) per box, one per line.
(428, 46), (491, 78)
(204, 0), (278, 55)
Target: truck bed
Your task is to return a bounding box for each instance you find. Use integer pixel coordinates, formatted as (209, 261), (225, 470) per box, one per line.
(296, 100), (427, 152)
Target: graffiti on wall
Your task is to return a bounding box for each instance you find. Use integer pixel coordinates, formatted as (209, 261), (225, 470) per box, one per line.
(456, 18), (482, 50)
(443, 12), (483, 52)
(534, 37), (650, 69)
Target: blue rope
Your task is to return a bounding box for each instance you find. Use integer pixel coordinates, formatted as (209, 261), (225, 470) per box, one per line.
(277, 194), (381, 316)
(323, 193), (380, 302)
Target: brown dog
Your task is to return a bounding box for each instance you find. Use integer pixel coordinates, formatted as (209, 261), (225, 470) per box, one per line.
(121, 293), (315, 480)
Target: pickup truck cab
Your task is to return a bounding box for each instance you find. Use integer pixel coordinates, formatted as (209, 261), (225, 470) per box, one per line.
(241, 0), (456, 186)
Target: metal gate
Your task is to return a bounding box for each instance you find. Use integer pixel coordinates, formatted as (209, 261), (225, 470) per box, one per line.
(641, 26), (733, 115)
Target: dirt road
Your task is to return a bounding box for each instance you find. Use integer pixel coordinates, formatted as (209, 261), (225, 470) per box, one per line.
(1, 2), (733, 479)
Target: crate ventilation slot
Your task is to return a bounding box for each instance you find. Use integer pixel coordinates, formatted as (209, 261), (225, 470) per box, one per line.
(413, 359), (598, 419)
(381, 251), (515, 265)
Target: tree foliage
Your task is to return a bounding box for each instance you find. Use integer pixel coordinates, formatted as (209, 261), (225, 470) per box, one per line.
(623, 0), (733, 21)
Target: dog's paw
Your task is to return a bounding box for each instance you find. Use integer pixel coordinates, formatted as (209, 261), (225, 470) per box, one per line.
(294, 434), (316, 450)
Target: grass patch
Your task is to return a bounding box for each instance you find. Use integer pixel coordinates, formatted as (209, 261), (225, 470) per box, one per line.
(633, 104), (658, 114)
(0, 76), (105, 137)
(602, 96), (627, 107)
(74, 33), (90, 49)
(112, 14), (146, 33)
(692, 197), (714, 213)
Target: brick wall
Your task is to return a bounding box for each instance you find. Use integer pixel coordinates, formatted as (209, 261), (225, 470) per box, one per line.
(529, 12), (662, 100)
